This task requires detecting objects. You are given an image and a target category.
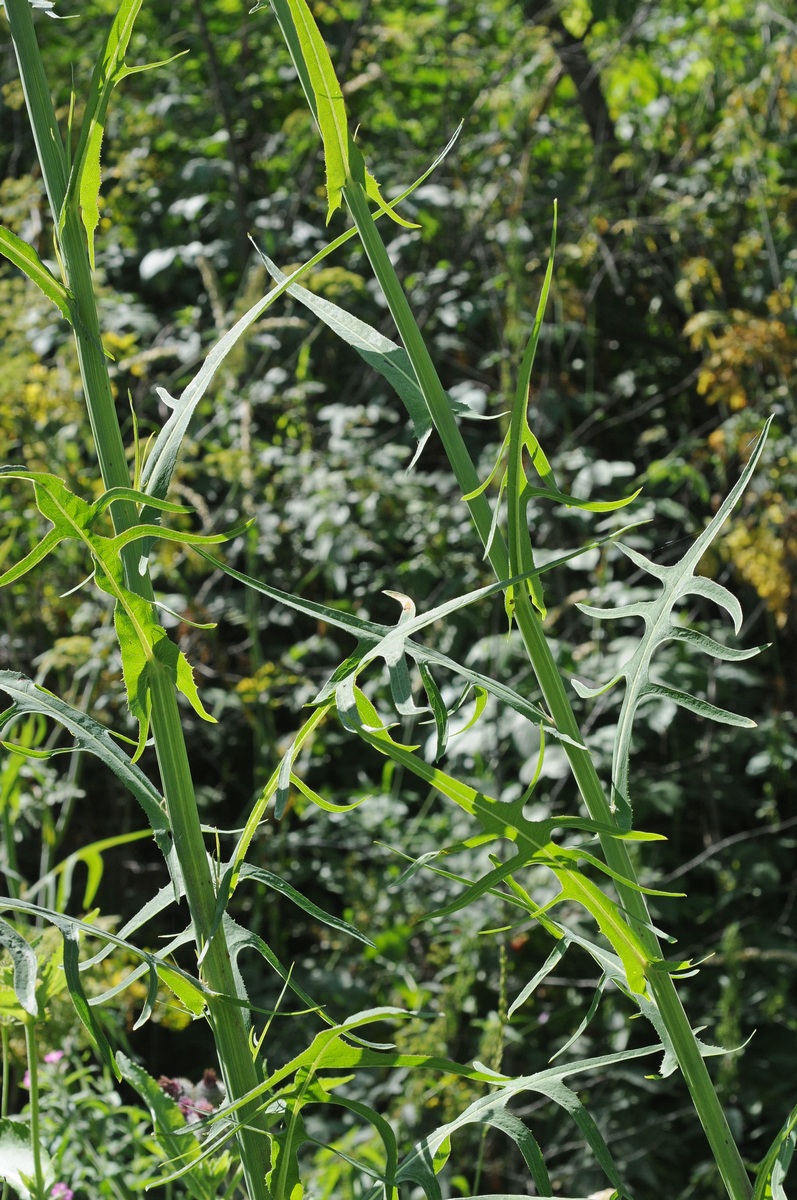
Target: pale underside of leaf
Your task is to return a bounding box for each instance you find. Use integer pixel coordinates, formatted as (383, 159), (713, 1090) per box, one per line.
(574, 417), (772, 828)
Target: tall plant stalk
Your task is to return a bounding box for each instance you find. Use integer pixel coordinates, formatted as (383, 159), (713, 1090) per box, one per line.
(266, 3), (754, 1194)
(346, 168), (753, 1200)
(0, 0), (771, 1195)
(3, 2), (271, 1194)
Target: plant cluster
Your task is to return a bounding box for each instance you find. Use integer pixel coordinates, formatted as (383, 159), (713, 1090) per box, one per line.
(0, 1), (795, 1199)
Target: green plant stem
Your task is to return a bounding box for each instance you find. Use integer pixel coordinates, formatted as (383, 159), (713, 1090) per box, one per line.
(1, 1025), (9, 1120)
(4, 0), (138, 550)
(345, 178), (752, 1200)
(23, 1023), (45, 1200)
(5, 4), (272, 1195)
(0, 1028), (7, 1200)
(147, 662), (272, 1189)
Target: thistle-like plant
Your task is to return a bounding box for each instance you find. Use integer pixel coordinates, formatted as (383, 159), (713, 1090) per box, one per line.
(0, 0), (789, 1197)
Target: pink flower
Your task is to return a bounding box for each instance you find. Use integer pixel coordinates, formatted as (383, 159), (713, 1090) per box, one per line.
(44, 1051), (65, 1065)
(50, 1185), (74, 1200)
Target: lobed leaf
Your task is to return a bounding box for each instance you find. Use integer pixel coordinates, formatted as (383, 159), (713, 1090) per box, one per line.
(196, 545), (637, 755)
(359, 1041), (663, 1200)
(573, 417), (772, 827)
(0, 471), (222, 759)
(351, 691), (662, 998)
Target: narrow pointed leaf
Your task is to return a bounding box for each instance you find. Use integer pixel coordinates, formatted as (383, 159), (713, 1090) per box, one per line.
(236, 863), (374, 947)
(0, 226), (72, 318)
(0, 671), (177, 882)
(642, 682), (756, 728)
(268, 0), (415, 227)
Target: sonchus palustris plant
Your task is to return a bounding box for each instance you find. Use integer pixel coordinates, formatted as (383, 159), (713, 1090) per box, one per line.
(0, 0), (791, 1198)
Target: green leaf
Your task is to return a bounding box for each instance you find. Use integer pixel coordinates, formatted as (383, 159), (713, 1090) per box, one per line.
(0, 898), (209, 1053)
(59, 918), (116, 1071)
(221, 913), (328, 1023)
(0, 671), (178, 885)
(508, 940), (568, 1018)
(258, 254), (490, 468)
(0, 917), (38, 1017)
(116, 1053), (204, 1181)
(60, 0), (183, 268)
(357, 1041), (663, 1200)
(267, 0), (416, 227)
(0, 1119), (52, 1200)
(137, 127), (461, 520)
(353, 695), (661, 997)
(753, 1100), (797, 1200)
(235, 863), (374, 947)
(494, 204), (638, 621)
(0, 471), (220, 759)
(572, 417), (772, 827)
(138, 236), (355, 534)
(195, 546), (616, 748)
(0, 225), (72, 319)
(271, 0), (348, 222)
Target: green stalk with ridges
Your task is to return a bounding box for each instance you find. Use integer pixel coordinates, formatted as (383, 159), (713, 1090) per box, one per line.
(343, 179), (752, 1200)
(4, 2), (272, 1194)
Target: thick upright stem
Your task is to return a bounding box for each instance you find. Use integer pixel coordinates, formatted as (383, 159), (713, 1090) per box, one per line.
(23, 1024), (45, 1200)
(5, 3), (272, 1193)
(148, 663), (272, 1188)
(345, 179), (752, 1200)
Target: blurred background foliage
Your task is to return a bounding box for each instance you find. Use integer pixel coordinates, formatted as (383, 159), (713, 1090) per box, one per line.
(1, 0), (796, 1195)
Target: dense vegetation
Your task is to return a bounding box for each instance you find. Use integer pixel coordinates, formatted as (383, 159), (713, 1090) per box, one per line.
(0, 0), (795, 1197)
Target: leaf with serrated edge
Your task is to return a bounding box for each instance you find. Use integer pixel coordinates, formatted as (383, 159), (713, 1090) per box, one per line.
(0, 471), (220, 759)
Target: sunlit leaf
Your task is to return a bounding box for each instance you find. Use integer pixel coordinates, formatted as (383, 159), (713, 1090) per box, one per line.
(572, 418), (772, 826)
(0, 225), (72, 319)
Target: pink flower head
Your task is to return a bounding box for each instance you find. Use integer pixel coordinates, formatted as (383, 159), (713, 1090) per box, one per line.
(50, 1185), (74, 1200)
(44, 1051), (65, 1065)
